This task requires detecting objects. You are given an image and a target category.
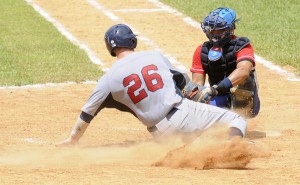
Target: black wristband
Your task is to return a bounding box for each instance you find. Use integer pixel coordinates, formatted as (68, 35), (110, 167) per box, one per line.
(216, 78), (233, 94)
(80, 111), (94, 123)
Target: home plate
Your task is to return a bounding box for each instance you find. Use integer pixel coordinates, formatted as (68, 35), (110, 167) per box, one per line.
(265, 130), (282, 137)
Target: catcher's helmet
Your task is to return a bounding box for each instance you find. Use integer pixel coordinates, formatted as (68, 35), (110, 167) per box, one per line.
(104, 24), (137, 57)
(201, 7), (239, 47)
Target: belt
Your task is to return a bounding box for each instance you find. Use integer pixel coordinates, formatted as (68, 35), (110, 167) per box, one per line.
(147, 107), (178, 133)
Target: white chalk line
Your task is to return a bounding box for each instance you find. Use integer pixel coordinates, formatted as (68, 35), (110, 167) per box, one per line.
(25, 0), (104, 67)
(0, 81), (97, 90)
(2, 0), (297, 89)
(148, 0), (182, 16)
(254, 55), (299, 81)
(2, 0), (186, 89)
(85, 0), (119, 21)
(2, 0), (107, 90)
(113, 8), (164, 13)
(85, 0), (187, 72)
(149, 0), (300, 82)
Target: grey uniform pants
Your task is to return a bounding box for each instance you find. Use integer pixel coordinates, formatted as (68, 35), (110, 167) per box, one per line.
(148, 98), (247, 137)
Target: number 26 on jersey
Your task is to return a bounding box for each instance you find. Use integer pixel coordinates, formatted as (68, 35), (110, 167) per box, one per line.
(123, 64), (164, 104)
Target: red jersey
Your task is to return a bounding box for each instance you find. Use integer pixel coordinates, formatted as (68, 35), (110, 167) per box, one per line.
(190, 36), (255, 74)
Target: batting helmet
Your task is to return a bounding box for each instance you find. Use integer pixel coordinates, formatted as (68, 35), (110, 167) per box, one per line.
(104, 24), (137, 57)
(201, 7), (239, 47)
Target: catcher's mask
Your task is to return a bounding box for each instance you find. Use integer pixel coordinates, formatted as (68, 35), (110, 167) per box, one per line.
(104, 24), (137, 57)
(201, 7), (239, 47)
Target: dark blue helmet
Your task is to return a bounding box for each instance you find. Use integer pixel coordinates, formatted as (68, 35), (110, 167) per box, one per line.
(104, 24), (137, 57)
(201, 7), (239, 47)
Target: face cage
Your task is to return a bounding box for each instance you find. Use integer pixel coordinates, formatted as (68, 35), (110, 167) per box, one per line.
(205, 29), (234, 47)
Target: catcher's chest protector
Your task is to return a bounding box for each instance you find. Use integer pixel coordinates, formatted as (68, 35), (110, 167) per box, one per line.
(201, 37), (250, 87)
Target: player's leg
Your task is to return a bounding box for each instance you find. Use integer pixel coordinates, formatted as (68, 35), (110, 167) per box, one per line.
(182, 99), (247, 137)
(148, 99), (247, 138)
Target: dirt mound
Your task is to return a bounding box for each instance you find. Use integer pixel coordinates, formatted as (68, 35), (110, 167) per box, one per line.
(154, 137), (270, 169)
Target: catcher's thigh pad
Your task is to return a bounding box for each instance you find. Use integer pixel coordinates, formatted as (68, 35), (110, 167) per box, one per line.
(230, 89), (254, 118)
(230, 75), (258, 118)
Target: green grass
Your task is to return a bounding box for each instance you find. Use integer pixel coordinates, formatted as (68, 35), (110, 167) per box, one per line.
(161, 0), (300, 74)
(0, 0), (102, 86)
(0, 0), (298, 87)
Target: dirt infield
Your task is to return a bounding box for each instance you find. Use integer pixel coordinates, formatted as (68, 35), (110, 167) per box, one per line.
(1, 0), (300, 184)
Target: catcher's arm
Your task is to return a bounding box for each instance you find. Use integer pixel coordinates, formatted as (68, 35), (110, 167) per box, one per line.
(196, 60), (254, 103)
(228, 60), (254, 86)
(191, 72), (205, 86)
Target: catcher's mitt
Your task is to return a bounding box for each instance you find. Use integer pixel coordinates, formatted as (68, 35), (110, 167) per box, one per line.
(182, 81), (206, 102)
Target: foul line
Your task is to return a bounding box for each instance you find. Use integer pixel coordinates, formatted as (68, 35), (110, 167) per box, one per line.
(3, 0), (297, 89)
(1, 0), (105, 89)
(2, 0), (186, 89)
(148, 0), (182, 16)
(0, 81), (97, 90)
(25, 0), (104, 67)
(254, 55), (299, 81)
(149, 0), (300, 82)
(113, 8), (164, 12)
(85, 0), (187, 72)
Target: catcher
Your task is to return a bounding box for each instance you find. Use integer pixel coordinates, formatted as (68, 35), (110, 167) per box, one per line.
(184, 7), (260, 118)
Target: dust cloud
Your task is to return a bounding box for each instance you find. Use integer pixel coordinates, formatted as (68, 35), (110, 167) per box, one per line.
(0, 128), (270, 170)
(153, 131), (271, 170)
(0, 140), (182, 168)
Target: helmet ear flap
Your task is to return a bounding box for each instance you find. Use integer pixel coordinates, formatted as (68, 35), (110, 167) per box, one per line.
(126, 33), (138, 46)
(131, 37), (137, 44)
(232, 18), (240, 30)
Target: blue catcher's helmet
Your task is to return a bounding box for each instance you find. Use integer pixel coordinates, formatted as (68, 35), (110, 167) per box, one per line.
(104, 24), (137, 57)
(201, 7), (239, 47)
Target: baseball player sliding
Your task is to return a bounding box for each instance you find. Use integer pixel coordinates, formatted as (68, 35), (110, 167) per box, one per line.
(57, 24), (247, 147)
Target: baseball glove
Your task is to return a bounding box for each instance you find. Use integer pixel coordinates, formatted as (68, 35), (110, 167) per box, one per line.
(182, 81), (206, 102)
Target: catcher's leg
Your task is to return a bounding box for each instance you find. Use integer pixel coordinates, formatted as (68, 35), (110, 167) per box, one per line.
(230, 71), (260, 118)
(209, 95), (231, 108)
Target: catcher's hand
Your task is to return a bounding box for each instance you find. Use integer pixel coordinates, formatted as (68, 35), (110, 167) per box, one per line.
(198, 85), (218, 103)
(182, 81), (206, 102)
